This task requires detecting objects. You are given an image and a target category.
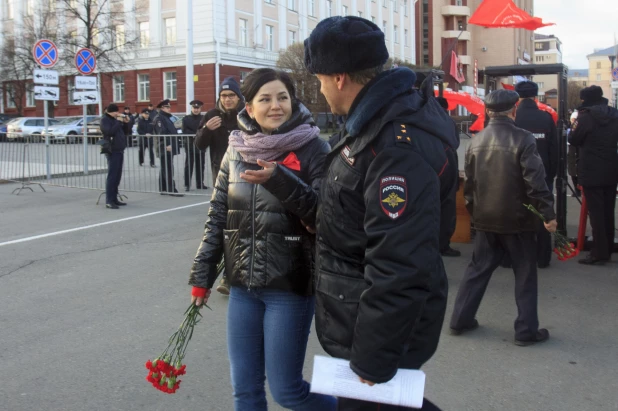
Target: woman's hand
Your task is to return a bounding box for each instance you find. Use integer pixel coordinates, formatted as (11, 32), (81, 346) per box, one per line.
(240, 159), (276, 184)
(191, 288), (212, 307)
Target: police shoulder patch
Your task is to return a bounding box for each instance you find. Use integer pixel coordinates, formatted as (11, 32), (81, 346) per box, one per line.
(380, 175), (407, 220)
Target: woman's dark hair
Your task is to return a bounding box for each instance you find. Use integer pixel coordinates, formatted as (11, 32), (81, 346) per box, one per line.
(241, 68), (297, 104)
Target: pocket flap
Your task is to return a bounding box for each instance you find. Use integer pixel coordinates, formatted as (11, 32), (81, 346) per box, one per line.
(316, 271), (366, 303)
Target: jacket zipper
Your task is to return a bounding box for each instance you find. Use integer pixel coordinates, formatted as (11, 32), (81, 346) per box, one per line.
(249, 183), (257, 290)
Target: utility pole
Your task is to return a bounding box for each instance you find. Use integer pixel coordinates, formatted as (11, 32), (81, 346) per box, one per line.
(186, 0), (194, 113)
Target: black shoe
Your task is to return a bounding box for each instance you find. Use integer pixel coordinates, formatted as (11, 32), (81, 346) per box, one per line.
(514, 328), (549, 346)
(450, 319), (479, 336)
(184, 186), (191, 192)
(150, 164), (156, 168)
(115, 201), (127, 206)
(169, 191), (184, 197)
(105, 203), (119, 209)
(139, 163), (144, 166)
(199, 184), (209, 190)
(578, 256), (607, 266)
(441, 247), (461, 257)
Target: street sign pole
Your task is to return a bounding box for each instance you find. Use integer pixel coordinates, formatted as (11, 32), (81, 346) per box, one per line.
(44, 102), (51, 180)
(83, 104), (88, 175)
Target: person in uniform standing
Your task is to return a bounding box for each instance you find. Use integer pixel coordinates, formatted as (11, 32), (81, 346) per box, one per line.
(514, 81), (558, 268)
(305, 16), (460, 410)
(449, 90), (557, 346)
(569, 85), (618, 265)
(182, 100), (208, 191)
(153, 99), (183, 197)
(194, 78), (244, 295)
(100, 103), (130, 209)
(137, 108), (155, 167)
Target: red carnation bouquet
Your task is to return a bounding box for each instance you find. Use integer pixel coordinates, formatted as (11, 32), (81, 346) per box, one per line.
(523, 204), (580, 261)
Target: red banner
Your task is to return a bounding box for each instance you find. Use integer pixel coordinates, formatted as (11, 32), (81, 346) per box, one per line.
(469, 0), (554, 31)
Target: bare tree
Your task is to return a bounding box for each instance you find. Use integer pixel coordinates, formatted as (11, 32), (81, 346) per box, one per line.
(567, 81), (584, 111)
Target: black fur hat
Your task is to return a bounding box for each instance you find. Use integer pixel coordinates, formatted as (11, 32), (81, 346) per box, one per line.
(304, 16), (389, 75)
(515, 81), (538, 98)
(579, 85), (607, 107)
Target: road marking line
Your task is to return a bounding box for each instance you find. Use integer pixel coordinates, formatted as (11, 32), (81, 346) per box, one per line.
(0, 201), (210, 247)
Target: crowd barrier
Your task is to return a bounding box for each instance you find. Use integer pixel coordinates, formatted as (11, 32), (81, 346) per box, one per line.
(0, 134), (215, 197)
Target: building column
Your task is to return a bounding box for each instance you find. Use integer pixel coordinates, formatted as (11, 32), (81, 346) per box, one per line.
(175, 0), (187, 44)
(320, 0), (326, 20)
(408, 0), (415, 64)
(365, 0), (371, 20)
(254, 0), (263, 46)
(336, 0), (342, 15)
(351, 0), (357, 15)
(123, 0), (136, 42)
(377, 0), (383, 39)
(227, 0), (236, 44)
(389, 1), (394, 55)
(13, 0), (24, 41)
(278, 1), (287, 49)
(399, 0), (405, 60)
(149, 0), (162, 48)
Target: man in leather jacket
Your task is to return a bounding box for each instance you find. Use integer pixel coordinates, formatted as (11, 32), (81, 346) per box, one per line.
(515, 81), (558, 268)
(306, 16), (458, 410)
(449, 89), (557, 346)
(182, 100), (207, 191)
(153, 99), (183, 197)
(100, 103), (130, 209)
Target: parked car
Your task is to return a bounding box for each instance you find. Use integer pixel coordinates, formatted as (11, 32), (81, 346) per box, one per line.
(6, 117), (60, 142)
(43, 116), (99, 144)
(0, 113), (18, 124)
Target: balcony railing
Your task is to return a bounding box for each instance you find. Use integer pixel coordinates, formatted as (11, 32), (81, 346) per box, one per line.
(441, 5), (471, 17)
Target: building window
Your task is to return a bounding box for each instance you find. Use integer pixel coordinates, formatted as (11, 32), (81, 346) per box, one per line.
(596, 73), (601, 81)
(535, 42), (543, 50)
(583, 81), (587, 86)
(239, 18), (248, 47)
(26, 86), (35, 107)
(138, 74), (150, 101)
(596, 62), (601, 69)
(404, 0), (407, 16)
(113, 25), (125, 50)
(404, 29), (408, 46)
(139, 22), (150, 48)
(113, 76), (125, 102)
(394, 25), (398, 43)
(164, 18), (176, 45)
(266, 25), (274, 51)
(326, 0), (332, 17)
(308, 0), (315, 16)
(26, 0), (35, 15)
(289, 30), (296, 45)
(357, 11), (362, 17)
(342, 5), (348, 15)
(164, 72), (177, 100)
(48, 0), (56, 11)
(537, 82), (544, 88)
(288, 0), (296, 11)
(70, 31), (78, 53)
(240, 71), (251, 83)
(371, 16), (376, 23)
(69, 82), (76, 105)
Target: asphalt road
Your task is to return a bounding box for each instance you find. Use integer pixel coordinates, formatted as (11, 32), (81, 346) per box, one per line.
(0, 183), (616, 411)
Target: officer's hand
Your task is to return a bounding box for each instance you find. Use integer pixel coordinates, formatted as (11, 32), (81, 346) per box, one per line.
(166, 145), (172, 152)
(544, 219), (557, 233)
(240, 159), (276, 184)
(359, 377), (376, 386)
(191, 289), (212, 307)
(301, 220), (316, 234)
(145, 133), (152, 136)
(206, 116), (222, 131)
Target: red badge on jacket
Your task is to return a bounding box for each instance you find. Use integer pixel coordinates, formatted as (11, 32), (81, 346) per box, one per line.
(380, 176), (407, 220)
(278, 152), (301, 171)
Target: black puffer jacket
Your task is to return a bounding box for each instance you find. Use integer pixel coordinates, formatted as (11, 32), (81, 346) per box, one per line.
(100, 114), (127, 152)
(189, 103), (328, 295)
(465, 116), (556, 233)
(568, 103), (618, 187)
(315, 68), (457, 384)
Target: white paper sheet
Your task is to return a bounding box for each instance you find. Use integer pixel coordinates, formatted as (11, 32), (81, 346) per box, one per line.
(309, 355), (426, 408)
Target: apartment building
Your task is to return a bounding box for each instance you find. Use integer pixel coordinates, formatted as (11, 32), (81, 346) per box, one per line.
(531, 33), (562, 105)
(586, 44), (617, 107)
(1, 0), (417, 116)
(416, 0), (533, 91)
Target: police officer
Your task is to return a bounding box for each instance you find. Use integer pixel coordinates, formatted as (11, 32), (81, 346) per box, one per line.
(153, 99), (183, 197)
(515, 81), (558, 268)
(137, 108), (155, 167)
(450, 90), (557, 346)
(100, 103), (129, 209)
(182, 100), (208, 191)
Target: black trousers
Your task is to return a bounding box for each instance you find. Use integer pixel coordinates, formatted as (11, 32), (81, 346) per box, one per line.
(184, 143), (206, 189)
(450, 231), (539, 340)
(583, 185), (617, 260)
(338, 397), (441, 410)
(105, 152), (124, 205)
(138, 136), (155, 166)
(536, 180), (554, 266)
(439, 149), (459, 252)
(159, 152), (177, 193)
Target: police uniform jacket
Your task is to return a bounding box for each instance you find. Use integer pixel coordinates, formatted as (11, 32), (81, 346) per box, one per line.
(316, 68), (458, 384)
(465, 116), (556, 233)
(137, 116), (153, 135)
(189, 103), (329, 296)
(515, 98), (558, 182)
(182, 113), (204, 135)
(568, 103), (618, 187)
(153, 111), (180, 155)
(100, 114), (127, 152)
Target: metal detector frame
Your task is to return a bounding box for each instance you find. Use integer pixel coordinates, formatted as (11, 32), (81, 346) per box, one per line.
(481, 63), (570, 235)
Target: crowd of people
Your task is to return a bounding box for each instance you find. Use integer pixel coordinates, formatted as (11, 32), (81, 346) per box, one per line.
(98, 15), (618, 411)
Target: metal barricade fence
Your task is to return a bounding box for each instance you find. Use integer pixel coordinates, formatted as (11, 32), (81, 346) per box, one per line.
(0, 134), (215, 197)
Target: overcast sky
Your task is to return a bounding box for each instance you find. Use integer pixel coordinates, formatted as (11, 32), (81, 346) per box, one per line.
(534, 0), (616, 69)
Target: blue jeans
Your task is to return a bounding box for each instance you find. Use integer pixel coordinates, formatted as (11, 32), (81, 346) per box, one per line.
(227, 286), (337, 411)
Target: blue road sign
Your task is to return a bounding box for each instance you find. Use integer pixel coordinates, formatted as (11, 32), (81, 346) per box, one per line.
(612, 67), (618, 81)
(75, 48), (97, 75)
(32, 39), (59, 68)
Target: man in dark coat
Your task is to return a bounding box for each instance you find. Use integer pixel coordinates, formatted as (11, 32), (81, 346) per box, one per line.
(153, 99), (183, 197)
(195, 77), (244, 186)
(515, 81), (558, 268)
(449, 90), (557, 346)
(569, 85), (618, 265)
(122, 106), (136, 147)
(182, 100), (207, 191)
(137, 108), (155, 167)
(306, 16), (460, 411)
(100, 103), (130, 209)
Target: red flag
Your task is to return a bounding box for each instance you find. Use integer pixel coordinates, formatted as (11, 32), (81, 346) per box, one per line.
(449, 51), (466, 83)
(435, 90), (485, 131)
(278, 152), (301, 171)
(469, 0), (554, 30)
(501, 83), (515, 90)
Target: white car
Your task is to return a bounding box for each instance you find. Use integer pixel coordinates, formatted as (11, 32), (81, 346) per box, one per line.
(6, 117), (60, 142)
(43, 116), (99, 144)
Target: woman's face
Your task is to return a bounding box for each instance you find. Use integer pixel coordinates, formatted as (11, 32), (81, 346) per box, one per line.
(246, 80), (292, 134)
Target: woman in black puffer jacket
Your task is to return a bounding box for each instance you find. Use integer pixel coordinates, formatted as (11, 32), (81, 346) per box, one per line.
(188, 68), (336, 411)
